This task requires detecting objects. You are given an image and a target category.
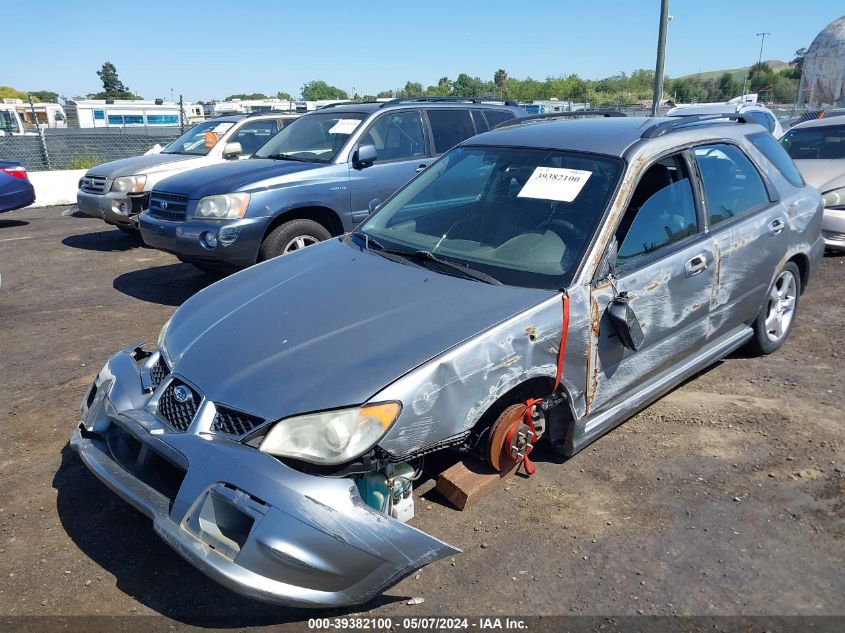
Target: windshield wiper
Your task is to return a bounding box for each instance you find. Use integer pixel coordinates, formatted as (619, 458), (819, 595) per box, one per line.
(348, 230), (384, 251)
(392, 249), (502, 285)
(263, 153), (311, 162)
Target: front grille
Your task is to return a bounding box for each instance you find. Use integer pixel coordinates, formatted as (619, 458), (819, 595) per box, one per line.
(211, 406), (264, 437)
(149, 356), (169, 390)
(823, 230), (845, 242)
(157, 379), (200, 432)
(149, 191), (189, 221)
(81, 175), (107, 194)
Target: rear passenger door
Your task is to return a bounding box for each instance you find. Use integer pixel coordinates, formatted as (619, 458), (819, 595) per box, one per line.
(348, 109), (430, 225)
(691, 143), (786, 340)
(588, 152), (714, 414)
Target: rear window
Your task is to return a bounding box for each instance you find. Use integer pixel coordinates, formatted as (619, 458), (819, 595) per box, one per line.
(426, 109), (477, 154)
(749, 132), (804, 187)
(483, 109), (517, 129)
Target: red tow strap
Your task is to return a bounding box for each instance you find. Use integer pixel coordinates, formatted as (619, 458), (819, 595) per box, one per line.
(518, 294), (570, 477)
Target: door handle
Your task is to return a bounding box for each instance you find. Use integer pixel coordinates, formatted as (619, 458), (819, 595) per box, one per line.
(684, 253), (707, 277)
(768, 217), (785, 236)
(415, 163), (428, 172)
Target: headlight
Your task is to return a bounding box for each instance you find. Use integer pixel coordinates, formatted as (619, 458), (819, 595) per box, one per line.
(111, 175), (146, 193)
(157, 317), (171, 350)
(823, 187), (845, 210)
(259, 402), (401, 465)
(194, 193), (250, 219)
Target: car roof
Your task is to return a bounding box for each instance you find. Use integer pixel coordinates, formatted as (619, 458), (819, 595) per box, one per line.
(789, 114), (845, 130)
(668, 103), (772, 115)
(312, 100), (520, 115)
(210, 115), (247, 123)
(465, 116), (756, 157)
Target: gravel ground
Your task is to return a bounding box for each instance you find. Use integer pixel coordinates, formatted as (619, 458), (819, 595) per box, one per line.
(0, 207), (842, 629)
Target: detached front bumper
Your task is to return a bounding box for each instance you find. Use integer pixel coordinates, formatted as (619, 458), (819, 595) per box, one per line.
(77, 190), (148, 229)
(138, 212), (267, 267)
(70, 350), (458, 607)
(822, 207), (845, 252)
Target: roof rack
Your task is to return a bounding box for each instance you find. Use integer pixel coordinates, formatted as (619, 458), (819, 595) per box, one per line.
(492, 109), (627, 130)
(311, 101), (369, 109)
(245, 110), (299, 117)
(640, 113), (748, 139)
(379, 96), (521, 108)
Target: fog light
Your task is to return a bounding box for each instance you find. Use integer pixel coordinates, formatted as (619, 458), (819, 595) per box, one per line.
(202, 232), (218, 249)
(114, 200), (130, 214)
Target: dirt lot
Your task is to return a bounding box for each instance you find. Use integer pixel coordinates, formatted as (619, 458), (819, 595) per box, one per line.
(0, 207), (842, 628)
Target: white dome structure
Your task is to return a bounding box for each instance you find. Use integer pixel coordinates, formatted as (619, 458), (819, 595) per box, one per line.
(799, 15), (845, 106)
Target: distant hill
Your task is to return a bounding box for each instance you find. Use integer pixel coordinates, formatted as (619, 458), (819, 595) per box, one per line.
(676, 59), (792, 82)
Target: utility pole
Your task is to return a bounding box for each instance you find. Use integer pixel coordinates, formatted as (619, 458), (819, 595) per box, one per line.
(756, 32), (771, 66)
(651, 0), (670, 116)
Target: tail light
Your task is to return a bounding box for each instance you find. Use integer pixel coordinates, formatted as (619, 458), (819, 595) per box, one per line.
(1, 166), (27, 179)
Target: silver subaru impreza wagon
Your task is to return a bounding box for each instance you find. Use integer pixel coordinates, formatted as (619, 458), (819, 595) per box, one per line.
(72, 114), (824, 607)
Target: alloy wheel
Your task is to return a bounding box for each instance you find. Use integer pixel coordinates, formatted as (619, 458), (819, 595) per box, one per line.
(764, 270), (797, 342)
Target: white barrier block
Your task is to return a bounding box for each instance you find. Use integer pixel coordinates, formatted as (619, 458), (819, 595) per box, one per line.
(26, 169), (86, 207)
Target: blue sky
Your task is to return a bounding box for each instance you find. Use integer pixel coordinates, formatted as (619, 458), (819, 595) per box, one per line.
(7, 1), (843, 101)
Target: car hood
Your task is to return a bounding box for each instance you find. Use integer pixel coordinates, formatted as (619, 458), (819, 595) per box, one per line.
(793, 159), (845, 193)
(152, 159), (325, 199)
(87, 153), (201, 179)
(163, 239), (554, 422)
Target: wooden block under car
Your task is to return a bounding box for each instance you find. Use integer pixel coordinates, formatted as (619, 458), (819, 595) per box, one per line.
(434, 457), (518, 510)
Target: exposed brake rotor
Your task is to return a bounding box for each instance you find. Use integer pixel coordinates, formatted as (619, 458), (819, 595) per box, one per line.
(486, 404), (528, 472)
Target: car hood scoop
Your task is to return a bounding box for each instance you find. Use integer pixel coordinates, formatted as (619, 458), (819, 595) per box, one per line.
(164, 239), (553, 422)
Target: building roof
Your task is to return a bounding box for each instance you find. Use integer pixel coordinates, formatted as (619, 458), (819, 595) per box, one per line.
(801, 15), (845, 105)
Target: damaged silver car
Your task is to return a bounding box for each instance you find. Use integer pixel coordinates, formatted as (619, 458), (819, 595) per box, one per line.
(71, 113), (824, 607)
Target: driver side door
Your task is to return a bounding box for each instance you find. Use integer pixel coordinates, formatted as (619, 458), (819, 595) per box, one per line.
(587, 151), (714, 415)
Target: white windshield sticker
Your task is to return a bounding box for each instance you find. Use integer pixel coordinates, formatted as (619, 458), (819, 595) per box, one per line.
(212, 122), (234, 134)
(517, 167), (592, 202)
(328, 119), (360, 135)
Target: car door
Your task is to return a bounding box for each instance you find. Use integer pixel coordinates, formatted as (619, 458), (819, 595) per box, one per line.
(691, 142), (787, 340)
(347, 109), (431, 225)
(588, 151), (715, 414)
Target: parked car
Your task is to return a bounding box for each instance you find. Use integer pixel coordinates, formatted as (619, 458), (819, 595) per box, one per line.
(138, 98), (524, 271)
(779, 115), (845, 251)
(0, 162), (35, 212)
(76, 113), (300, 232)
(667, 97), (784, 138)
(72, 114), (823, 607)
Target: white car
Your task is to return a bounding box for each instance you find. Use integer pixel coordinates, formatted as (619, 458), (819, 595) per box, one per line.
(667, 96), (784, 139)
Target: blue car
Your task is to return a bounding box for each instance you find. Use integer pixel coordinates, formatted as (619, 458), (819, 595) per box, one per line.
(0, 162), (35, 213)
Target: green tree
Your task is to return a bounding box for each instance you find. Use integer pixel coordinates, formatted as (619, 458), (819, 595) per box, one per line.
(376, 90), (395, 99)
(226, 92), (269, 100)
(29, 90), (60, 103)
(0, 86), (28, 101)
(790, 48), (807, 79)
(89, 62), (140, 99)
(276, 91), (292, 100)
(452, 73), (485, 97)
(300, 80), (348, 100)
(397, 81), (424, 97)
(493, 69), (508, 96)
(716, 73), (740, 100)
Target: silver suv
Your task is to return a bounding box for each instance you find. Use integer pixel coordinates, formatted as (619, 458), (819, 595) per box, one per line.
(72, 113), (823, 607)
(76, 113), (300, 232)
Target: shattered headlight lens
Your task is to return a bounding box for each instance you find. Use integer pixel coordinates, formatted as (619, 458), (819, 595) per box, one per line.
(194, 193), (250, 219)
(111, 175), (146, 193)
(259, 402), (401, 465)
(822, 187), (845, 210)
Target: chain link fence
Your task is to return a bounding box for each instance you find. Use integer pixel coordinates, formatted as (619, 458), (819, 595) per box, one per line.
(0, 127), (181, 171)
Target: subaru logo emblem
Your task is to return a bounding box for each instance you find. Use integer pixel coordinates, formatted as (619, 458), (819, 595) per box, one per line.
(173, 385), (192, 404)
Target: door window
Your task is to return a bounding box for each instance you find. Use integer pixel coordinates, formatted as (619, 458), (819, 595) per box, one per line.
(426, 109), (477, 154)
(358, 110), (427, 162)
(616, 154), (700, 268)
(483, 109), (516, 129)
(233, 119), (279, 154)
(693, 144), (770, 228)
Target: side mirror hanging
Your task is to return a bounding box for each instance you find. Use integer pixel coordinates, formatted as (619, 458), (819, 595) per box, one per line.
(606, 291), (645, 351)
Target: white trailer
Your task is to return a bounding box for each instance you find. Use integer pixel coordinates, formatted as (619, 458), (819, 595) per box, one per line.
(210, 98), (296, 116)
(6, 100), (68, 129)
(64, 99), (204, 128)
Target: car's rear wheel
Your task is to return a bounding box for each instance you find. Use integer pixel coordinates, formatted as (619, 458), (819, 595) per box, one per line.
(745, 261), (800, 356)
(259, 219), (330, 261)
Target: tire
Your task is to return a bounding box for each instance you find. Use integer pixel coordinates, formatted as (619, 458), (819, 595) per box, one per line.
(259, 218), (331, 261)
(744, 261), (801, 356)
